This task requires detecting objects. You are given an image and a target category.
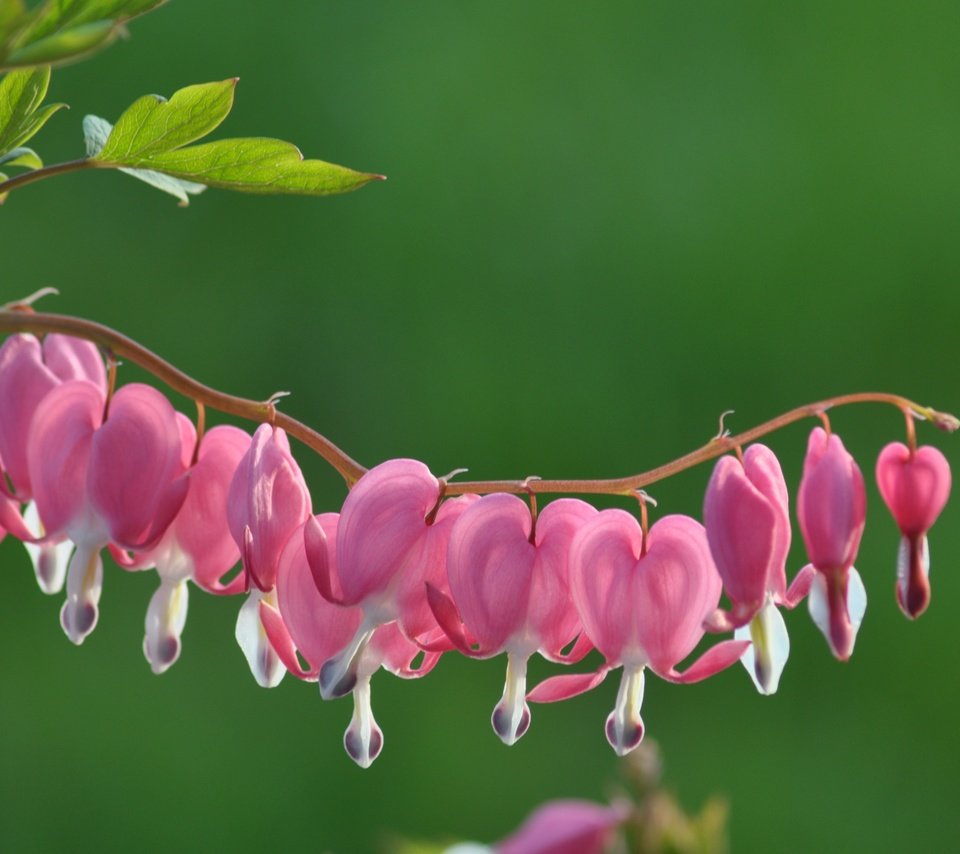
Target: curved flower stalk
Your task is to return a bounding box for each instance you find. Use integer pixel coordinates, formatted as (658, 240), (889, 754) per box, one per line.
(427, 494), (596, 745)
(312, 459), (475, 702)
(112, 424), (252, 673)
(797, 427), (867, 661)
(259, 513), (441, 767)
(226, 423), (312, 688)
(28, 380), (187, 644)
(703, 444), (814, 694)
(0, 333), (106, 591)
(529, 512), (748, 755)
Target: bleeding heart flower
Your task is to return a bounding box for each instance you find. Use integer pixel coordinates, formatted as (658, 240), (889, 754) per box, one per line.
(0, 333), (106, 592)
(113, 424), (252, 673)
(528, 512), (748, 756)
(797, 427), (867, 661)
(28, 381), (187, 644)
(876, 442), (951, 619)
(703, 444), (813, 694)
(427, 494), (596, 745)
(313, 459), (475, 702)
(226, 423), (312, 687)
(494, 799), (629, 854)
(259, 512), (440, 767)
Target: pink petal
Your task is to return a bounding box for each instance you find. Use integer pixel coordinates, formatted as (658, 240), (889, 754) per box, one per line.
(174, 425), (251, 593)
(336, 458), (440, 606)
(569, 509), (643, 664)
(87, 383), (185, 549)
(657, 638), (751, 684)
(632, 515), (722, 674)
(27, 380), (104, 538)
(0, 334), (60, 498)
(495, 799), (628, 854)
(42, 334), (106, 389)
(876, 442), (951, 536)
(528, 498), (597, 660)
(446, 493), (536, 652)
(798, 428), (866, 571)
(259, 598), (318, 680)
(527, 666), (610, 703)
(275, 513), (363, 673)
(704, 454), (777, 619)
(227, 424), (311, 592)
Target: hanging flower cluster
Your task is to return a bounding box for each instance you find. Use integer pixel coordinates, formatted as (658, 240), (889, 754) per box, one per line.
(0, 319), (954, 769)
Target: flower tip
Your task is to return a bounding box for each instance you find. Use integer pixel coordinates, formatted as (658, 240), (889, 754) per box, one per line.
(491, 702), (531, 746)
(931, 410), (960, 432)
(319, 657), (358, 700)
(605, 710), (644, 757)
(344, 719), (383, 769)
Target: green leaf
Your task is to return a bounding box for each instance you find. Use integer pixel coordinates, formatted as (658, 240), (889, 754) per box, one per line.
(93, 79), (237, 161)
(83, 113), (205, 205)
(0, 1), (26, 34)
(0, 144), (41, 168)
(109, 137), (382, 196)
(1, 0), (166, 70)
(0, 65), (65, 156)
(89, 80), (384, 198)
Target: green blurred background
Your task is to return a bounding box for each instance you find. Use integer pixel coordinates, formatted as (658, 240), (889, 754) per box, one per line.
(2, 1), (959, 851)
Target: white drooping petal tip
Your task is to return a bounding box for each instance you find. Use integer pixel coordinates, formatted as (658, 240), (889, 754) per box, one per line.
(491, 652), (531, 746)
(143, 578), (189, 675)
(343, 679), (383, 768)
(235, 588), (286, 688)
(735, 597), (790, 695)
(605, 667), (645, 756)
(60, 545), (103, 645)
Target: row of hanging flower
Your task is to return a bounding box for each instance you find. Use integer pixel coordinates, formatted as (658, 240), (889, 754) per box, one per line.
(0, 332), (951, 768)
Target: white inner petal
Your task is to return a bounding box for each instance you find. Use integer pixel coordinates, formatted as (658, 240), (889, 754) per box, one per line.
(235, 588), (285, 688)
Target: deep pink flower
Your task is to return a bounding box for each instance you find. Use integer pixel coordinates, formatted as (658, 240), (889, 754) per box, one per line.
(494, 799), (628, 854)
(28, 381), (187, 644)
(876, 442), (951, 619)
(226, 423), (311, 687)
(113, 424), (252, 673)
(313, 459), (475, 701)
(0, 333), (106, 591)
(428, 494), (596, 744)
(797, 427), (867, 661)
(259, 513), (440, 767)
(703, 444), (813, 694)
(529, 512), (748, 755)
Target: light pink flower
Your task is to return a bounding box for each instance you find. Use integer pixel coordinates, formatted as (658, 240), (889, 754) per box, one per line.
(28, 381), (187, 644)
(260, 513), (440, 767)
(0, 333), (106, 591)
(494, 799), (628, 854)
(226, 423), (312, 687)
(113, 424), (252, 673)
(797, 427), (867, 661)
(529, 512), (748, 755)
(876, 442), (951, 619)
(313, 459), (475, 701)
(703, 444), (813, 694)
(428, 494), (596, 744)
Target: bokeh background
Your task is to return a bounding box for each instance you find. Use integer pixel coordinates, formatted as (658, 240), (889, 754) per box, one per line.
(2, 2), (959, 851)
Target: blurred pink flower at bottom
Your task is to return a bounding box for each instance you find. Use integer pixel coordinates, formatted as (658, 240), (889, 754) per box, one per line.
(494, 799), (628, 854)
